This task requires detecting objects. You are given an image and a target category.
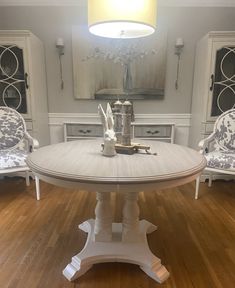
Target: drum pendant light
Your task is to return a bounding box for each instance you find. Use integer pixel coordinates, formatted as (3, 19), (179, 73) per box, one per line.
(88, 0), (157, 39)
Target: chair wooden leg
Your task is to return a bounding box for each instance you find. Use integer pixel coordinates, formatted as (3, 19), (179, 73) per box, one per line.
(208, 172), (213, 187)
(25, 170), (30, 186)
(35, 176), (40, 200)
(195, 176), (200, 200)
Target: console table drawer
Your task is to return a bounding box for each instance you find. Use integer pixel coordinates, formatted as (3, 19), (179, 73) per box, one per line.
(134, 125), (173, 138)
(65, 123), (103, 138)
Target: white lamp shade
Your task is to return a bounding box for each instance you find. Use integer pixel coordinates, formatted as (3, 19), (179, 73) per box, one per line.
(175, 38), (184, 48)
(56, 37), (64, 47)
(88, 0), (157, 39)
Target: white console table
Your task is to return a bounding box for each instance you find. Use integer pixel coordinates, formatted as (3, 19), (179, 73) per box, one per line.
(64, 122), (175, 143)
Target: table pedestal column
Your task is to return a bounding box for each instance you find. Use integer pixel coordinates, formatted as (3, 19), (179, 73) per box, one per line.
(63, 191), (170, 284)
(122, 192), (140, 242)
(94, 192), (112, 242)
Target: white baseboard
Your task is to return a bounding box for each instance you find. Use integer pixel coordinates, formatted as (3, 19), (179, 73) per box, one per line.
(48, 113), (191, 146)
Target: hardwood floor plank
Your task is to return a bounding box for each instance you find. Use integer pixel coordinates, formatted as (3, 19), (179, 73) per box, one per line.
(0, 178), (234, 288)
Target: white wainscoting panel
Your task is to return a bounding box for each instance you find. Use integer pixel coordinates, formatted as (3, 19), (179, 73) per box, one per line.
(48, 113), (191, 146)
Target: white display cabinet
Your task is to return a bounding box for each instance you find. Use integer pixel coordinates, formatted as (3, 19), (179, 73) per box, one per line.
(0, 30), (49, 146)
(189, 31), (235, 149)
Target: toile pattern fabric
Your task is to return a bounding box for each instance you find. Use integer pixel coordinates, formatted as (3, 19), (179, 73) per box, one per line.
(214, 109), (235, 151)
(0, 106), (29, 170)
(0, 107), (26, 150)
(0, 149), (28, 169)
(205, 150), (235, 172)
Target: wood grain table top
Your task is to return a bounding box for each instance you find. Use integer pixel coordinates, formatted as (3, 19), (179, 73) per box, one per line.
(26, 139), (206, 185)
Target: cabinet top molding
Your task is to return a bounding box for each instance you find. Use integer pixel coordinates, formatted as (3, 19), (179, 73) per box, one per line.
(207, 31), (235, 38)
(0, 30), (32, 36)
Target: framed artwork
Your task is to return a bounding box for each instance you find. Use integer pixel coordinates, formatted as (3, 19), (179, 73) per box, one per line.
(72, 25), (167, 100)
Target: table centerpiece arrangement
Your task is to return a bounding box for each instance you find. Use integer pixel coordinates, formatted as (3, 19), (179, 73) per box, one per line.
(98, 101), (151, 156)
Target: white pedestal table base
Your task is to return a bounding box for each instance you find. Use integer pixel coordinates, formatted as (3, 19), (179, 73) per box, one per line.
(63, 219), (169, 283)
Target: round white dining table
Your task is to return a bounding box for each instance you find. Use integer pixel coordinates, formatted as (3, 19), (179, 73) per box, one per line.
(26, 139), (206, 284)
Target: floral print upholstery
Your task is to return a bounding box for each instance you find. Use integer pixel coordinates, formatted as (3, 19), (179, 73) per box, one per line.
(0, 106), (29, 170)
(204, 109), (235, 172)
(214, 109), (235, 151)
(0, 107), (26, 150)
(205, 151), (235, 171)
(0, 149), (28, 169)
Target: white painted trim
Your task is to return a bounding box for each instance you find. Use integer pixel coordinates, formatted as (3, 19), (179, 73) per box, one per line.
(49, 113), (98, 119)
(49, 112), (191, 120)
(0, 30), (32, 36)
(48, 113), (191, 126)
(134, 114), (191, 120)
(0, 0), (234, 6)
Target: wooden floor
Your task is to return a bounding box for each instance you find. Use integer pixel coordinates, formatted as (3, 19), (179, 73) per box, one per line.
(0, 178), (235, 288)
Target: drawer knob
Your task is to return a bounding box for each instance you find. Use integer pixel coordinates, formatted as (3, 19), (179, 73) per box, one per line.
(78, 129), (91, 134)
(146, 130), (159, 135)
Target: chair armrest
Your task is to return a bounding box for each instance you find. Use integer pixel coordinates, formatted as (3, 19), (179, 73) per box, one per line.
(24, 131), (39, 152)
(198, 132), (216, 154)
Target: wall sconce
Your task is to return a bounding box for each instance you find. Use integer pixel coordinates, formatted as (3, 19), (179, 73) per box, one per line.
(174, 37), (184, 90)
(56, 38), (64, 90)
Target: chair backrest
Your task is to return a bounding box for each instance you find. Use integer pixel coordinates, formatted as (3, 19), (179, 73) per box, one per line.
(0, 106), (26, 150)
(213, 108), (235, 151)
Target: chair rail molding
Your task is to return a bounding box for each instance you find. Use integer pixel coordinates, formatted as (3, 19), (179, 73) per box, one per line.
(48, 113), (191, 146)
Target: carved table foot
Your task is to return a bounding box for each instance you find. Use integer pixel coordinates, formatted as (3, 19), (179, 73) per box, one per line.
(63, 219), (169, 283)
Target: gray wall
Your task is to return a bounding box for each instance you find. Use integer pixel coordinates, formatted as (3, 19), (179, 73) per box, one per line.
(0, 6), (234, 114)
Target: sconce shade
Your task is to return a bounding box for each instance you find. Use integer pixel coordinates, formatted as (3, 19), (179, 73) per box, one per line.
(175, 38), (184, 48)
(56, 37), (64, 47)
(88, 0), (157, 39)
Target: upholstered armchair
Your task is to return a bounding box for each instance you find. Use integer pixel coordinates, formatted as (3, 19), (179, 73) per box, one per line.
(0, 106), (40, 200)
(195, 108), (235, 199)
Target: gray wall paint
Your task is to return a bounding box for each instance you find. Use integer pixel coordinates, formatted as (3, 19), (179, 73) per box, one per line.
(0, 6), (234, 114)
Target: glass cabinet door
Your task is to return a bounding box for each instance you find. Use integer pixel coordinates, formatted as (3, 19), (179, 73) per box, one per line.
(0, 44), (28, 114)
(210, 46), (235, 117)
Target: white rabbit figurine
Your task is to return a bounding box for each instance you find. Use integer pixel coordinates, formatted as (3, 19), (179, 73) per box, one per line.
(98, 103), (117, 157)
